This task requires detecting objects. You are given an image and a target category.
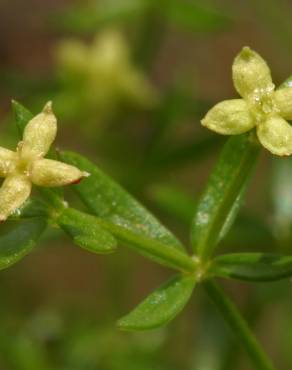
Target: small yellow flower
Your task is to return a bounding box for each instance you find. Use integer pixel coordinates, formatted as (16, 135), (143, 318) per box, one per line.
(201, 46), (292, 156)
(56, 29), (157, 111)
(0, 102), (89, 221)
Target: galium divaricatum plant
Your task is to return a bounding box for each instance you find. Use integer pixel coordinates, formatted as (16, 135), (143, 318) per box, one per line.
(1, 47), (292, 370)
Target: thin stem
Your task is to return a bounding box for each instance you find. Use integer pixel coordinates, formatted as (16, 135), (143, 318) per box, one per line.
(203, 280), (276, 370)
(133, 5), (165, 69)
(99, 218), (197, 273)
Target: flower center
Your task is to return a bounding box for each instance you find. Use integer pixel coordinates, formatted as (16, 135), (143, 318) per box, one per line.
(247, 84), (278, 124)
(14, 142), (34, 177)
(15, 157), (31, 176)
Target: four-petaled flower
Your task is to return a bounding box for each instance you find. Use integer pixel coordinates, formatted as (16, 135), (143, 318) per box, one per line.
(56, 29), (157, 113)
(201, 46), (292, 156)
(0, 102), (89, 221)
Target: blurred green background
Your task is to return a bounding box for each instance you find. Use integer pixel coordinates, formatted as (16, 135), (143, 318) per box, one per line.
(0, 0), (292, 369)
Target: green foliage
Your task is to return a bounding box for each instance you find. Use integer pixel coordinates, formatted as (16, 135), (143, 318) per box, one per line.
(6, 41), (292, 369)
(60, 151), (184, 251)
(191, 131), (260, 260)
(59, 151), (196, 272)
(210, 253), (292, 282)
(57, 207), (117, 254)
(118, 274), (196, 330)
(12, 100), (33, 136)
(0, 218), (47, 270)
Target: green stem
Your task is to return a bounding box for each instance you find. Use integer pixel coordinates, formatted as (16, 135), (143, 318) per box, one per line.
(133, 4), (165, 69)
(99, 219), (197, 273)
(203, 280), (276, 370)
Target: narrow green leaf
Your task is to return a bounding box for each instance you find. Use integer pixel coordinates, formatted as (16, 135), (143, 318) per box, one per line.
(11, 99), (33, 136)
(60, 151), (184, 251)
(13, 198), (50, 219)
(210, 253), (292, 282)
(191, 131), (260, 260)
(0, 218), (47, 270)
(118, 273), (196, 330)
(57, 207), (117, 254)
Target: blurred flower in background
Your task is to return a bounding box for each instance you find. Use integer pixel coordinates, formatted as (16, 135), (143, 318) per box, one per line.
(54, 29), (158, 126)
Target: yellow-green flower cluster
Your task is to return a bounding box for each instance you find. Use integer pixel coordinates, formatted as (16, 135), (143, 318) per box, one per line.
(202, 47), (292, 156)
(0, 102), (89, 221)
(56, 29), (157, 112)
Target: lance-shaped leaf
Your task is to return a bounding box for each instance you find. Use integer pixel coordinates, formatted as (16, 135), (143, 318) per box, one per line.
(57, 207), (117, 254)
(0, 218), (47, 269)
(14, 198), (50, 219)
(210, 253), (292, 282)
(191, 131), (260, 260)
(118, 274), (196, 330)
(12, 100), (33, 136)
(59, 151), (184, 251)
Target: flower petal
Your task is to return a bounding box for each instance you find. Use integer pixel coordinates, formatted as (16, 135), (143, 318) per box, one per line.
(92, 30), (129, 69)
(257, 115), (292, 156)
(201, 99), (254, 135)
(0, 147), (16, 177)
(232, 47), (274, 98)
(56, 39), (89, 74)
(274, 87), (292, 120)
(22, 102), (57, 158)
(31, 159), (89, 187)
(0, 175), (31, 221)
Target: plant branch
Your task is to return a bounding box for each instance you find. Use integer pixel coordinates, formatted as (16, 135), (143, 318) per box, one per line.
(203, 280), (276, 370)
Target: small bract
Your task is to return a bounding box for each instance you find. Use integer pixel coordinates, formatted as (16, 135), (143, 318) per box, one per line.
(201, 46), (292, 156)
(0, 102), (89, 221)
